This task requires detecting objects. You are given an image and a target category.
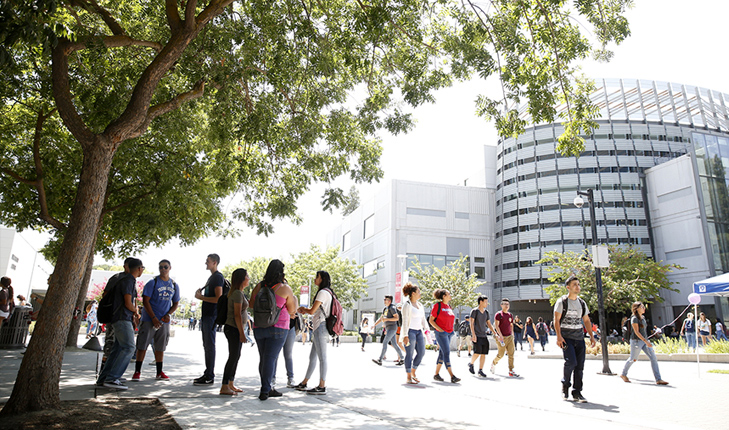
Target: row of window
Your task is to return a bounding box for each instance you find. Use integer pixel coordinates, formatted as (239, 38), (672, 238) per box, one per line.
(498, 185), (645, 206)
(498, 134), (690, 159)
(497, 201), (645, 222)
(495, 217), (647, 239)
(494, 236), (651, 256)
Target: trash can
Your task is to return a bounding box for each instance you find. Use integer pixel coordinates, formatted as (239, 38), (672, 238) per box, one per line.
(0, 305), (32, 349)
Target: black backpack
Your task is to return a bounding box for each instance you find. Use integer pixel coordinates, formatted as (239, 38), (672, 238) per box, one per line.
(458, 321), (471, 337)
(215, 279), (232, 326)
(558, 295), (587, 324)
(253, 282), (284, 328)
(97, 273), (124, 324)
(537, 322), (548, 336)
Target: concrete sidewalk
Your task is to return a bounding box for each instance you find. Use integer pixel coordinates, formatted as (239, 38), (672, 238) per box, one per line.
(2, 329), (728, 429)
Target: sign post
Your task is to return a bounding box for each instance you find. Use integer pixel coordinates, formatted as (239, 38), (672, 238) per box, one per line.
(300, 285), (310, 308)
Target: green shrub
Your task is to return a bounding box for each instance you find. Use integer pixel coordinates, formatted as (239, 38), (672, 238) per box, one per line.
(652, 338), (689, 354)
(705, 340), (729, 354)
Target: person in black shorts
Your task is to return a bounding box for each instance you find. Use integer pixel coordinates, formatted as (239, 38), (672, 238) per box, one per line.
(468, 295), (499, 378)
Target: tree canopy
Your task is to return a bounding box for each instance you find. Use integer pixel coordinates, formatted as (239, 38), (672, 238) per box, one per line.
(408, 255), (481, 311)
(538, 245), (682, 314)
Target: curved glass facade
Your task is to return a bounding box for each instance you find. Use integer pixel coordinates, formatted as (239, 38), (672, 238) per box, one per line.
(494, 79), (729, 298)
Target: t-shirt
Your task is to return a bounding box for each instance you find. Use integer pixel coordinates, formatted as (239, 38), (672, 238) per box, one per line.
(494, 311), (513, 336)
(141, 277), (180, 322)
(554, 296), (589, 340)
(225, 289), (248, 328)
(312, 288), (332, 330)
(630, 315), (648, 340)
(470, 307), (490, 337)
(430, 302), (455, 333)
(716, 322), (725, 334)
(383, 304), (399, 329)
(201, 271), (225, 317)
(698, 319), (711, 332)
(113, 273), (138, 322)
(409, 303), (425, 331)
(87, 303), (98, 321)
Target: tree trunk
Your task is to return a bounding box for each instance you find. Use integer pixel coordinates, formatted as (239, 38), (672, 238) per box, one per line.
(0, 141), (114, 415)
(65, 251), (96, 347)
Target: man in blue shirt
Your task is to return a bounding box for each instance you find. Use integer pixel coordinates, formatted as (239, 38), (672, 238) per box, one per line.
(132, 259), (180, 381)
(96, 258), (144, 390)
(193, 253), (224, 385)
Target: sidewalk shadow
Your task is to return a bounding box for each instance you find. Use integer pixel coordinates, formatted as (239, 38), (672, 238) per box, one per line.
(570, 401), (619, 413)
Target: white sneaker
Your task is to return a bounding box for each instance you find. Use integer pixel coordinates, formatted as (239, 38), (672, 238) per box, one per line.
(103, 379), (128, 390)
(490, 363), (495, 374)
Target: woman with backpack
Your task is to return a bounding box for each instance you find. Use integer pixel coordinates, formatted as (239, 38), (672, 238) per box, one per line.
(250, 260), (298, 400)
(524, 316), (538, 355)
(400, 283), (428, 384)
(513, 316), (524, 351)
(715, 319), (727, 341)
(294, 270), (333, 395)
(620, 301), (669, 385)
(429, 289), (460, 383)
(680, 312), (696, 351)
(220, 268), (249, 396)
(536, 317), (549, 351)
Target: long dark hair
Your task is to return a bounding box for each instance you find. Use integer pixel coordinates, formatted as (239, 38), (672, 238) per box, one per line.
(316, 270), (331, 291)
(228, 268), (248, 298)
(261, 260), (285, 289)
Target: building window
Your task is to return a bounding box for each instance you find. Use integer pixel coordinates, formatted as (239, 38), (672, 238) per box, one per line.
(363, 259), (377, 277)
(474, 257), (485, 263)
(455, 212), (470, 220)
(407, 208), (446, 217)
(363, 215), (374, 239)
(475, 267), (486, 279)
(11, 254), (19, 263)
(342, 231), (351, 251)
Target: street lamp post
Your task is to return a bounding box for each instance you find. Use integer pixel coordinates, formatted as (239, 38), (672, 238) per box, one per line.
(574, 189), (613, 375)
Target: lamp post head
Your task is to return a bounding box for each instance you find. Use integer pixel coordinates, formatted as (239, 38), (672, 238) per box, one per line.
(573, 195), (585, 208)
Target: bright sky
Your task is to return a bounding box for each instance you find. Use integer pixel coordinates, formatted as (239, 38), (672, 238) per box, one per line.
(15, 1), (729, 298)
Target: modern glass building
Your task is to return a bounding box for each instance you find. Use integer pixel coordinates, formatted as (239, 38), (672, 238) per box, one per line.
(493, 79), (729, 312)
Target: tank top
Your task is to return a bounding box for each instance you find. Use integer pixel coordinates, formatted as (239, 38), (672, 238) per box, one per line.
(685, 319), (695, 333)
(252, 283), (290, 330)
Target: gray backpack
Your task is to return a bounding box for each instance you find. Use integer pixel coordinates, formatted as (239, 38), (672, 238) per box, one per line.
(253, 283), (284, 328)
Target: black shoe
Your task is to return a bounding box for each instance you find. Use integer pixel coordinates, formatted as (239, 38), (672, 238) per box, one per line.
(562, 386), (569, 400)
(268, 389), (282, 397)
(294, 382), (307, 391)
(193, 376), (214, 386)
(433, 374), (444, 382)
(478, 370), (488, 378)
(395, 359), (404, 366)
(572, 391), (587, 403)
(259, 391), (269, 401)
(372, 359), (382, 366)
(468, 363), (475, 374)
(451, 375), (461, 383)
(307, 386), (326, 395)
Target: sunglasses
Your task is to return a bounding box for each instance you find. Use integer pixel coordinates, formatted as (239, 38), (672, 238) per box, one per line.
(159, 265), (170, 270)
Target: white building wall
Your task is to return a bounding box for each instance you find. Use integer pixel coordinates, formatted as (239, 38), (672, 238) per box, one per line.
(0, 228), (54, 299)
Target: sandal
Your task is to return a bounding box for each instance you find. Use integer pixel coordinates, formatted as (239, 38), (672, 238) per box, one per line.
(406, 378), (418, 385)
(411, 375), (420, 383)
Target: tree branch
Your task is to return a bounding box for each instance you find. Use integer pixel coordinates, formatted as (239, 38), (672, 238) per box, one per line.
(52, 40), (96, 147)
(127, 79), (206, 140)
(165, 0), (182, 34)
(32, 109), (66, 230)
(185, 0), (198, 29)
(66, 35), (163, 54)
(103, 189), (156, 215)
(0, 167), (35, 185)
(79, 0), (127, 35)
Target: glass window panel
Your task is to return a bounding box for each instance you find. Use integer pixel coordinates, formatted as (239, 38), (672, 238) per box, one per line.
(433, 256), (446, 269)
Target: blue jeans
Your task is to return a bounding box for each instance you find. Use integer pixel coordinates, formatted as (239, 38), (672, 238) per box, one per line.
(562, 337), (585, 392)
(201, 315), (217, 380)
(253, 326), (288, 394)
(404, 329), (425, 373)
(273, 326), (296, 384)
(96, 320), (135, 384)
(514, 331), (523, 348)
(622, 339), (662, 381)
(717, 330), (728, 341)
(435, 331), (453, 369)
(305, 324), (329, 383)
(685, 332), (696, 349)
(379, 326), (403, 360)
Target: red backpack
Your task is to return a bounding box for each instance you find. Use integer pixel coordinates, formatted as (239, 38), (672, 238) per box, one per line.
(324, 288), (344, 336)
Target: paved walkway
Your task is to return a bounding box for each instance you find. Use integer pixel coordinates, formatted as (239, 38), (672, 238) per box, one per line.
(2, 330), (728, 429)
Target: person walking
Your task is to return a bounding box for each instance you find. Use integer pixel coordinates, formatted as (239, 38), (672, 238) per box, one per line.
(698, 312), (712, 347)
(220, 268), (250, 395)
(457, 316), (472, 357)
(85, 300), (98, 339)
(680, 312), (696, 352)
(400, 283), (428, 384)
(524, 316), (538, 355)
(371, 296), (404, 366)
(620, 301), (669, 386)
(295, 271), (333, 395)
(554, 276), (596, 403)
(429, 289), (460, 383)
(536, 317), (549, 351)
(715, 319), (727, 341)
(251, 260), (297, 400)
(193, 254), (225, 386)
(132, 259), (180, 382)
(513, 316), (524, 351)
(490, 299), (518, 377)
(359, 317), (371, 351)
(468, 295), (499, 377)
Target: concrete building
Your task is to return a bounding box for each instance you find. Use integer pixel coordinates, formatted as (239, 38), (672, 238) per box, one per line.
(0, 227), (54, 300)
(330, 79), (729, 329)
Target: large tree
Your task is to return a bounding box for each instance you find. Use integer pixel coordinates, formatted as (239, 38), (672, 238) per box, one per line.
(0, 0), (631, 414)
(538, 245), (682, 314)
(408, 255), (481, 312)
